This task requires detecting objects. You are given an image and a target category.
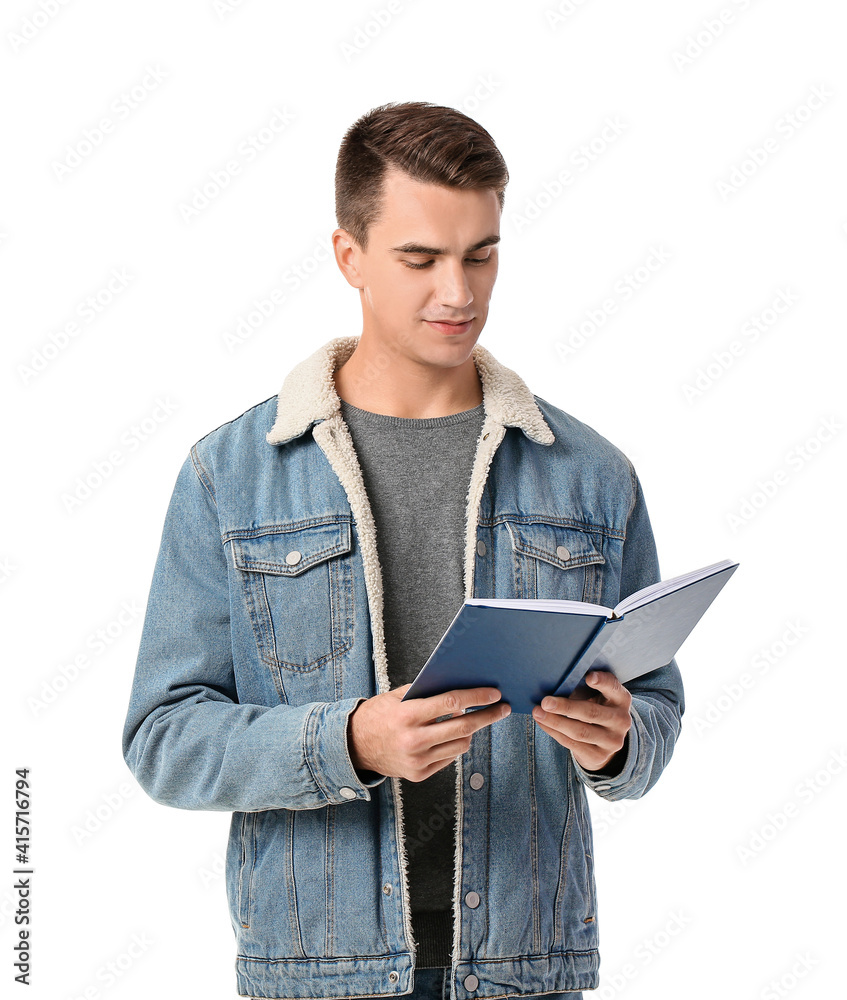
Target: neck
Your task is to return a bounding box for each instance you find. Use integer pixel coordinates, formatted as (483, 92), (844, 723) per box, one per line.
(334, 338), (483, 419)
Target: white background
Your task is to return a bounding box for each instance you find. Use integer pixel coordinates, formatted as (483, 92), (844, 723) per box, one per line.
(3, 1), (846, 998)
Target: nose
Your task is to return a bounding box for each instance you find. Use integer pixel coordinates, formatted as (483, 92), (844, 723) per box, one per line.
(436, 259), (474, 310)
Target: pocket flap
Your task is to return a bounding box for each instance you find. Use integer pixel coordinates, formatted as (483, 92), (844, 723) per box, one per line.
(229, 520), (352, 577)
(507, 521), (604, 571)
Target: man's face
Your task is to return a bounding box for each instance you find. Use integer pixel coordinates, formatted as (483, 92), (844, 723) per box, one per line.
(337, 165), (501, 370)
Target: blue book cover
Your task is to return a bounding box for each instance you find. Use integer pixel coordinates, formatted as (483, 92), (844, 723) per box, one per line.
(401, 558), (739, 715)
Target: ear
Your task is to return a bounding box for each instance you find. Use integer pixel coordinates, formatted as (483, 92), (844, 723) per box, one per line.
(332, 228), (365, 289)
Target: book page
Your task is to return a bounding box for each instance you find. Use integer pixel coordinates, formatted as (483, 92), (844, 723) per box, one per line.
(613, 558), (738, 616)
(466, 597), (615, 617)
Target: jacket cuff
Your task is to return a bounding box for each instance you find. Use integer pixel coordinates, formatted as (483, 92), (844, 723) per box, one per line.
(306, 698), (387, 804)
(571, 705), (640, 796)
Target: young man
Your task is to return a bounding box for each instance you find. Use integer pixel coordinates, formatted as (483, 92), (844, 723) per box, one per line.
(122, 102), (684, 1000)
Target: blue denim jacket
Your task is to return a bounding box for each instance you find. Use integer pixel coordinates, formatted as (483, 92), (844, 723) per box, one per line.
(122, 336), (684, 1000)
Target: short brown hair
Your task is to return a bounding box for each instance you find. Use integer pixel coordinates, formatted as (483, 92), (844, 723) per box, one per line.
(335, 101), (509, 249)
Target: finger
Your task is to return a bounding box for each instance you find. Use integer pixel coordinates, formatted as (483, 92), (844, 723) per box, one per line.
(566, 683), (600, 703)
(538, 694), (615, 728)
(533, 717), (602, 758)
(428, 701), (511, 751)
(425, 686), (502, 723)
(418, 754), (462, 782)
(583, 669), (630, 706)
(534, 713), (617, 753)
(424, 735), (476, 763)
(534, 717), (578, 748)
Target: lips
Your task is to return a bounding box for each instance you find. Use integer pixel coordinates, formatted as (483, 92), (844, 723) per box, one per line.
(425, 319), (474, 335)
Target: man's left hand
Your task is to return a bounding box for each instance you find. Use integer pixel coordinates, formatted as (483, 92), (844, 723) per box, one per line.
(531, 670), (632, 774)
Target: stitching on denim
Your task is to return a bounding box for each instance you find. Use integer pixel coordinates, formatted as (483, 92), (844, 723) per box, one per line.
(284, 809), (306, 959)
(275, 640), (354, 674)
(576, 784), (596, 924)
(190, 443), (217, 505)
(624, 456), (639, 527)
(242, 556), (354, 674)
(233, 536), (350, 575)
(325, 802), (335, 952)
(527, 715), (540, 954)
(517, 545), (605, 572)
(237, 946), (599, 963)
(247, 813), (258, 924)
(583, 848), (595, 923)
(238, 555), (284, 684)
(481, 513), (625, 542)
(258, 573), (279, 668)
(555, 756), (576, 944)
(237, 812), (257, 928)
(328, 554), (341, 702)
(223, 513), (353, 543)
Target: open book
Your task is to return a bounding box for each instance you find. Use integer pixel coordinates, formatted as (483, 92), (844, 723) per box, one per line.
(401, 558), (739, 715)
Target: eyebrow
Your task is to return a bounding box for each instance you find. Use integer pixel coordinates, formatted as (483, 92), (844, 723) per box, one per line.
(388, 234), (501, 256)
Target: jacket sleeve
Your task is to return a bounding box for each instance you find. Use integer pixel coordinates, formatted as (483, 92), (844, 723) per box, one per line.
(121, 445), (387, 812)
(571, 461), (685, 801)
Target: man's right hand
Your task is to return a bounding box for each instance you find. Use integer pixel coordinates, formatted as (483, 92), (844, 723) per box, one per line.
(347, 684), (511, 782)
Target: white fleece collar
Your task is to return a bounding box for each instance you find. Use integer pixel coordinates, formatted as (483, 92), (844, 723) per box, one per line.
(265, 335), (555, 446)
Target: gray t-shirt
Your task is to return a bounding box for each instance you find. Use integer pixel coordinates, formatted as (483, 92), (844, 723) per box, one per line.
(339, 397), (485, 969)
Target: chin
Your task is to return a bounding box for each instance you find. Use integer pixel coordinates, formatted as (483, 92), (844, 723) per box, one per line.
(425, 340), (480, 370)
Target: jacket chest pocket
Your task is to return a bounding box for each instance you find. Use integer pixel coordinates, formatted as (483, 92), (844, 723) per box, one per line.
(503, 520), (605, 604)
(228, 519), (354, 673)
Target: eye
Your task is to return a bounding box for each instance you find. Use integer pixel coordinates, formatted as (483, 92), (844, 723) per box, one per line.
(401, 256), (492, 269)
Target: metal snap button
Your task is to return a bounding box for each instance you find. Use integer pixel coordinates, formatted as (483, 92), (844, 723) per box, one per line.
(464, 891), (480, 908)
(556, 545), (570, 561)
(476, 540), (486, 557)
(338, 787), (356, 799)
(388, 971), (399, 983)
(285, 550), (302, 565)
(463, 973), (479, 991)
(469, 773), (485, 790)
(382, 883), (392, 895)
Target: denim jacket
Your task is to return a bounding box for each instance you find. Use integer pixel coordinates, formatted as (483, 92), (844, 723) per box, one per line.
(122, 335), (684, 1000)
